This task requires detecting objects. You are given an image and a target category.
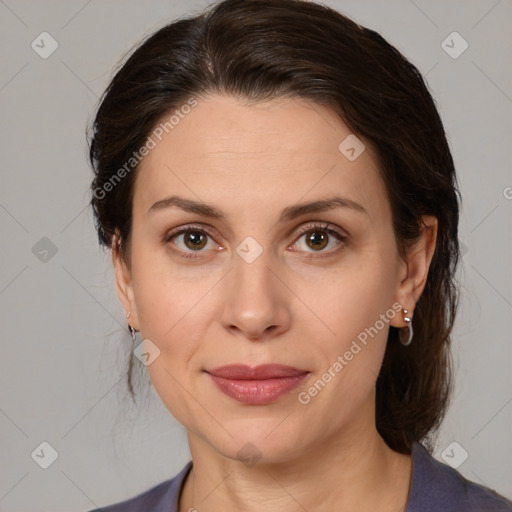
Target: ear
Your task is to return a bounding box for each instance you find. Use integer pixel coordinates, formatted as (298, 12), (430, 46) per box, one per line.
(112, 233), (140, 331)
(390, 215), (438, 328)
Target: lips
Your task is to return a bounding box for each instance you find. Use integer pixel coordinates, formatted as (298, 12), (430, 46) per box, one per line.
(208, 364), (307, 379)
(206, 364), (309, 405)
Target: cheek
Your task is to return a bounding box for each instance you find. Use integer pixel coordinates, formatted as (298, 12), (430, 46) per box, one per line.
(297, 247), (397, 399)
(134, 276), (202, 365)
(135, 269), (207, 424)
(130, 238), (205, 335)
(301, 251), (397, 346)
(128, 248), (204, 398)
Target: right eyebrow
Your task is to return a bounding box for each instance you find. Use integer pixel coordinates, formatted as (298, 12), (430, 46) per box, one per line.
(147, 195), (225, 219)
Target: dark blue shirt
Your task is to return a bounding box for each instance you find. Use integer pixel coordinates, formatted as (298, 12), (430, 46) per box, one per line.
(90, 442), (512, 511)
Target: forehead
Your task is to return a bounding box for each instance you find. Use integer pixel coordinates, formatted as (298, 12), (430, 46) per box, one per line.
(134, 95), (389, 223)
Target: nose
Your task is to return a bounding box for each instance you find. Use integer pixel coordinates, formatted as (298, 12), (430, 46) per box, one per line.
(219, 248), (292, 341)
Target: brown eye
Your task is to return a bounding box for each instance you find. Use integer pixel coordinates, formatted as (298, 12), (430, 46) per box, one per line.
(292, 222), (346, 257)
(304, 230), (329, 251)
(182, 230), (208, 250)
(164, 226), (218, 259)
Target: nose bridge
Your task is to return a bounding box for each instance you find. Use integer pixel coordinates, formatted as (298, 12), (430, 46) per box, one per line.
(221, 238), (290, 338)
(235, 242), (275, 298)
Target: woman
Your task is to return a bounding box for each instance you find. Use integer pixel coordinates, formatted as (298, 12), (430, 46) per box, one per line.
(87, 0), (512, 510)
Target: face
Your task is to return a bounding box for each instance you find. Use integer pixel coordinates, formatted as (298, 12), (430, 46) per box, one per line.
(114, 94), (436, 464)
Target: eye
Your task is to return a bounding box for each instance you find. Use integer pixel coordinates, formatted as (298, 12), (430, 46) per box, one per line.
(291, 222), (346, 257)
(164, 225), (220, 259)
(164, 222), (346, 260)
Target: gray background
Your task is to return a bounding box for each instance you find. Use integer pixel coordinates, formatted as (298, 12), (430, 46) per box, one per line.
(1, 0), (511, 510)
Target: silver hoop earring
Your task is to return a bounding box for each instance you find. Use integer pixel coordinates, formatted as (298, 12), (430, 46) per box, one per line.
(399, 308), (413, 346)
(128, 324), (137, 343)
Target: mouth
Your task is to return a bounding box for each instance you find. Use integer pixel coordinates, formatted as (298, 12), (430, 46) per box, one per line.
(205, 364), (309, 405)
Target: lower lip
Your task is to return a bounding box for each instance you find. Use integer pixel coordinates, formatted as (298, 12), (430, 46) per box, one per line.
(208, 373), (308, 405)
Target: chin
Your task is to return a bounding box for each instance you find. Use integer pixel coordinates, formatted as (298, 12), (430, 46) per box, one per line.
(203, 417), (309, 467)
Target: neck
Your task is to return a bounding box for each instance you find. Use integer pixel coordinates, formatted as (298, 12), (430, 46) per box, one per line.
(179, 417), (412, 512)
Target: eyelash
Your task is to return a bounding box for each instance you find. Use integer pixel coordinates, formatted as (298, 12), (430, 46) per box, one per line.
(164, 222), (346, 260)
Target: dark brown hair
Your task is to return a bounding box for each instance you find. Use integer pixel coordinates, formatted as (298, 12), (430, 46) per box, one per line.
(88, 0), (461, 454)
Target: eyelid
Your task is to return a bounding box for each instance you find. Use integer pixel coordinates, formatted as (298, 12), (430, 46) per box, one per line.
(164, 223), (219, 242)
(292, 221), (346, 238)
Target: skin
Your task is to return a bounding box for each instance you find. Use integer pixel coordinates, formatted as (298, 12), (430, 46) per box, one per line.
(113, 94), (438, 512)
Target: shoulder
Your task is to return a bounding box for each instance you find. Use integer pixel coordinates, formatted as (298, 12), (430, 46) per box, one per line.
(86, 461), (192, 512)
(407, 442), (512, 512)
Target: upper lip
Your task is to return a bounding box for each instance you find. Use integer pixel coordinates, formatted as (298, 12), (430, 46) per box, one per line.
(207, 364), (308, 380)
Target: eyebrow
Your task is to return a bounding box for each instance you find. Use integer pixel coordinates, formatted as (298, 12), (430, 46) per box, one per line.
(147, 194), (368, 221)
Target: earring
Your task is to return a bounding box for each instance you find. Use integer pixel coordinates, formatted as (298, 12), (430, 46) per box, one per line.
(126, 312), (137, 342)
(399, 308), (413, 346)
(128, 324), (137, 342)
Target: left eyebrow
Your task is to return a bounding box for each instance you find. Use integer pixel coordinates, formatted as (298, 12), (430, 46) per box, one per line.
(278, 195), (368, 222)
